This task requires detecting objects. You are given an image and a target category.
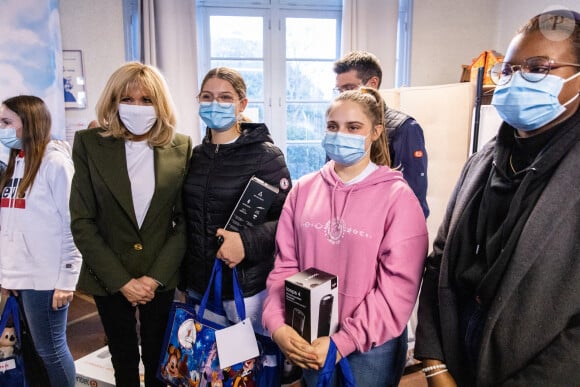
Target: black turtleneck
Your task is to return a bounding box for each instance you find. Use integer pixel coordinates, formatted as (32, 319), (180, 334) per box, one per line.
(452, 109), (579, 301)
(448, 107), (580, 378)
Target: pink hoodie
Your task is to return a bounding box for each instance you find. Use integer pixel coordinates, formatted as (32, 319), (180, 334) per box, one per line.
(263, 161), (428, 357)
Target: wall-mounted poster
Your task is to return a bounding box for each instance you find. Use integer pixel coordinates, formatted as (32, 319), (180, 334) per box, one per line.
(63, 50), (87, 109)
(0, 0), (64, 163)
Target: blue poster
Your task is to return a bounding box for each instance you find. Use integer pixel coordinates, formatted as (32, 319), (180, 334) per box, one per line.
(0, 0), (64, 163)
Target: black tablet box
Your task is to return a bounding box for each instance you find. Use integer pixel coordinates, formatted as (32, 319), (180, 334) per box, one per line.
(224, 176), (279, 232)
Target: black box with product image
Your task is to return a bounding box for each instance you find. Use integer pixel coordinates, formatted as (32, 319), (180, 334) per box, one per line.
(284, 267), (338, 342)
(223, 176), (279, 232)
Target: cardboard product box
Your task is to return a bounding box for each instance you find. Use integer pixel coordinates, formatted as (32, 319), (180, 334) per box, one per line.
(469, 50), (504, 86)
(75, 346), (144, 387)
(284, 267), (339, 343)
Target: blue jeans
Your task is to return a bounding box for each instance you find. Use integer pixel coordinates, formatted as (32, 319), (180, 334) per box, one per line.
(302, 328), (408, 387)
(19, 289), (75, 387)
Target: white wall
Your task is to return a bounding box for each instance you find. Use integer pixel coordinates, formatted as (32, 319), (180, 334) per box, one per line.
(410, 0), (499, 86)
(493, 0), (580, 53)
(409, 0), (579, 87)
(344, 0), (399, 88)
(59, 0), (125, 137)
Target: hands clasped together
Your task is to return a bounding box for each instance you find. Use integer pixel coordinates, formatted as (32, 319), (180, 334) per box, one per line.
(272, 325), (341, 370)
(120, 276), (159, 306)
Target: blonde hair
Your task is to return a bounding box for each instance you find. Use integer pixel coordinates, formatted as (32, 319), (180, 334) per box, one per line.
(327, 87), (391, 166)
(96, 62), (176, 146)
(0, 96), (51, 197)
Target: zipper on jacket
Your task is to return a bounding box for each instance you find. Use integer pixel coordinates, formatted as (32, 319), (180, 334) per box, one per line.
(215, 144), (219, 153)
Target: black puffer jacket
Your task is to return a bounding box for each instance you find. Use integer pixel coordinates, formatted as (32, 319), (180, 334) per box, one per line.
(180, 123), (291, 299)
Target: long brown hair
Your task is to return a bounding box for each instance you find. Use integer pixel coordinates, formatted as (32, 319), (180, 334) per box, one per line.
(327, 87), (391, 166)
(0, 96), (51, 197)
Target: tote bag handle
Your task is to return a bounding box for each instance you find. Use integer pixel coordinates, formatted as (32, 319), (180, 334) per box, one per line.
(316, 338), (356, 387)
(0, 296), (22, 340)
(198, 259), (246, 322)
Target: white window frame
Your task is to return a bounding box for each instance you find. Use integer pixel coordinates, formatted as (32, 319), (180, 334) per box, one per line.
(197, 1), (341, 158)
(395, 0), (413, 87)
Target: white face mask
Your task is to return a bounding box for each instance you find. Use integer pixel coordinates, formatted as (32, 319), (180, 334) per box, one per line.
(118, 104), (157, 135)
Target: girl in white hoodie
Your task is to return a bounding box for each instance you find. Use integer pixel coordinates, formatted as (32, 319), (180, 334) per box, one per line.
(0, 95), (81, 386)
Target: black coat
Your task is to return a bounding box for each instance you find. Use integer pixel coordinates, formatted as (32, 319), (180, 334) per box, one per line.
(180, 123), (291, 299)
(415, 110), (580, 386)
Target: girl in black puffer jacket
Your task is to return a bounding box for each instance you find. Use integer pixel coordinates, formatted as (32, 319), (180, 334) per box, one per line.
(180, 67), (291, 337)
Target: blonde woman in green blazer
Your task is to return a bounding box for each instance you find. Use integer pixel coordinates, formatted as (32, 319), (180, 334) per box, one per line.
(70, 62), (192, 387)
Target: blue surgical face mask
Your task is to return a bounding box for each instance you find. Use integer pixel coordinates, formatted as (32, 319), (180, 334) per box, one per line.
(322, 131), (369, 166)
(0, 127), (22, 149)
(199, 101), (237, 131)
(491, 71), (580, 131)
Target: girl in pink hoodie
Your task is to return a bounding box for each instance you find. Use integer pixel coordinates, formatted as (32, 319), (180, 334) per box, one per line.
(263, 88), (428, 386)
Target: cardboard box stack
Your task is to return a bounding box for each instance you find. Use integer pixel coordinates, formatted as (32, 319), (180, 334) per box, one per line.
(75, 346), (144, 387)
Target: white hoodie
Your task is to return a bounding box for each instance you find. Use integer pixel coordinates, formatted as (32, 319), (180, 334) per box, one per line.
(0, 140), (81, 290)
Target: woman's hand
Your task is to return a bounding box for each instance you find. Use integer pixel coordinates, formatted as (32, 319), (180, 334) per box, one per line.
(52, 289), (74, 310)
(426, 371), (457, 387)
(272, 325), (319, 370)
(216, 228), (245, 268)
(0, 288), (17, 297)
(311, 336), (342, 368)
(120, 278), (155, 305)
(422, 359), (457, 387)
(137, 276), (160, 294)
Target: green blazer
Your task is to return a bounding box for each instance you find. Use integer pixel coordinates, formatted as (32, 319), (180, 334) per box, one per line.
(70, 128), (192, 296)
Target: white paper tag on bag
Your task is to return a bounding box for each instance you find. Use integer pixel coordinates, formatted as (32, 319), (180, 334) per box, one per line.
(215, 318), (259, 368)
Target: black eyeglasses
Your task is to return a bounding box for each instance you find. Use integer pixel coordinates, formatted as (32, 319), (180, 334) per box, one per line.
(489, 56), (580, 85)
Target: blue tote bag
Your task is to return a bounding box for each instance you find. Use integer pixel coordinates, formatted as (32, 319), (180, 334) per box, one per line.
(158, 259), (281, 386)
(0, 296), (27, 387)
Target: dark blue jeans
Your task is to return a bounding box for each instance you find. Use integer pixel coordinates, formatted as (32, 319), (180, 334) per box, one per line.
(94, 290), (174, 387)
(302, 328), (408, 387)
(19, 289), (75, 387)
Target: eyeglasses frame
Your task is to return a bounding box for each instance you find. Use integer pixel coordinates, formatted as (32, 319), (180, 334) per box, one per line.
(489, 56), (580, 85)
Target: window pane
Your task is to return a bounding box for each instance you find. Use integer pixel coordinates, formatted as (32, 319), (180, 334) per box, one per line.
(210, 60), (264, 101)
(287, 144), (326, 182)
(287, 102), (327, 181)
(286, 18), (336, 59)
(210, 16), (263, 58)
(287, 103), (327, 141)
(246, 103), (264, 123)
(287, 61), (335, 101)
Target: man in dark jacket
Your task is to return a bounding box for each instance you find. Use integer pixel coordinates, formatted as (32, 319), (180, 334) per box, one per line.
(334, 51), (429, 218)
